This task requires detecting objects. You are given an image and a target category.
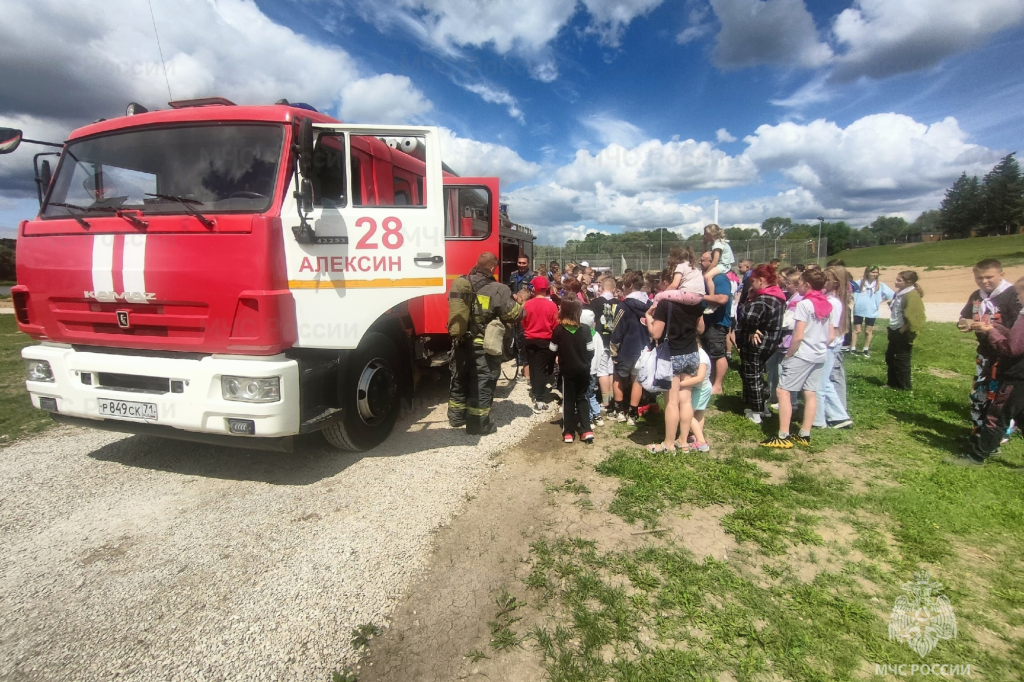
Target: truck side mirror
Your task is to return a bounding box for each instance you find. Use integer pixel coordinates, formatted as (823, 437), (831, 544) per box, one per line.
(297, 118), (313, 178)
(0, 128), (23, 154)
(298, 178), (313, 214)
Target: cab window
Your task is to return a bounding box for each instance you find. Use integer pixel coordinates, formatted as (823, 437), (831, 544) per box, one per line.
(444, 186), (491, 239)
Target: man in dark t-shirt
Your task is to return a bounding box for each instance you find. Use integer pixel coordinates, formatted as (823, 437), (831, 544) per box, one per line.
(959, 258), (1022, 434)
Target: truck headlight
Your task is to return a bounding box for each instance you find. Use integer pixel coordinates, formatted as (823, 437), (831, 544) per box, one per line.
(26, 360), (54, 383)
(221, 376), (281, 403)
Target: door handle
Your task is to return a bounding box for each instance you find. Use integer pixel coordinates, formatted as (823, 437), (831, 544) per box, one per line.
(414, 255), (444, 264)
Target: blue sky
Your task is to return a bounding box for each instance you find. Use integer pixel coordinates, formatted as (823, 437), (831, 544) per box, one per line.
(2, 0), (1023, 244)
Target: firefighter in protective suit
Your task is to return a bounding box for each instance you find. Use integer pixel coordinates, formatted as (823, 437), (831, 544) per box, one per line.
(448, 252), (524, 435)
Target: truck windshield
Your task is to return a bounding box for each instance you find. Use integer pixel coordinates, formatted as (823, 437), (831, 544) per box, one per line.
(42, 124), (284, 218)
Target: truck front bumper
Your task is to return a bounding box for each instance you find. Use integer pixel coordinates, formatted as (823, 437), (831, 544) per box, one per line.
(22, 344), (301, 443)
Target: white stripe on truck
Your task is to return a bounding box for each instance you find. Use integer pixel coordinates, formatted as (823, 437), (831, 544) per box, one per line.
(122, 234), (147, 295)
(92, 235), (115, 293)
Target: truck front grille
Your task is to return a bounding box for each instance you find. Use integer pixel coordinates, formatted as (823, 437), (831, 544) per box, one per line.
(96, 372), (170, 395)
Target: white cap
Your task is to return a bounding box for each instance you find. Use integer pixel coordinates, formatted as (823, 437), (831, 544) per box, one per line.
(580, 261), (590, 267)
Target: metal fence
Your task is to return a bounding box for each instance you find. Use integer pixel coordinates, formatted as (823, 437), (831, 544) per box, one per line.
(533, 238), (828, 276)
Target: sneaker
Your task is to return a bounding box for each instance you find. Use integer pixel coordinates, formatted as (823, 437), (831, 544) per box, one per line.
(626, 415), (637, 426)
(533, 401), (549, 412)
(762, 409), (773, 419)
(759, 436), (793, 449)
(696, 442), (710, 452)
(828, 419), (853, 429)
(768, 403), (779, 412)
(790, 433), (811, 447)
(563, 434), (574, 443)
(615, 412), (628, 423)
(593, 417), (605, 427)
(862, 350), (871, 359)
(581, 431), (595, 443)
(744, 409), (762, 424)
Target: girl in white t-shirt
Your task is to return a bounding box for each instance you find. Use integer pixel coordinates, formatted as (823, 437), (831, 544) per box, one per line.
(814, 266), (853, 429)
(702, 223), (735, 295)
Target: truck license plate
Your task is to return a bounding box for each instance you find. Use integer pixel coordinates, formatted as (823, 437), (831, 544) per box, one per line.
(98, 399), (157, 421)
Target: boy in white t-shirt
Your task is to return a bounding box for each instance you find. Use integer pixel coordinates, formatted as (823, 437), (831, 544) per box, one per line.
(760, 269), (833, 449)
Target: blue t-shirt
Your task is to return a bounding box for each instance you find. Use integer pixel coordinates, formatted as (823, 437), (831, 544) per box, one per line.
(706, 273), (732, 328)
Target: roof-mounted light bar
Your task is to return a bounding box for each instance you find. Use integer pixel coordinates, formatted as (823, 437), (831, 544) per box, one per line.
(168, 97), (237, 109)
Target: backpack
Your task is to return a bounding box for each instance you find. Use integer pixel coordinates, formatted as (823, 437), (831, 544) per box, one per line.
(448, 275), (475, 337)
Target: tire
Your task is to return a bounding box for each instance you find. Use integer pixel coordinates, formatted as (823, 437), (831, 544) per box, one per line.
(322, 332), (402, 451)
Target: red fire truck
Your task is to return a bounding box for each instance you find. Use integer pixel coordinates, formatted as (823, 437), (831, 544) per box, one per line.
(0, 98), (534, 451)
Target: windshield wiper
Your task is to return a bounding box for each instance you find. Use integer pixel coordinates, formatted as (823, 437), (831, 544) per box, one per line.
(145, 193), (215, 228)
(48, 201), (113, 227)
(49, 201), (148, 229)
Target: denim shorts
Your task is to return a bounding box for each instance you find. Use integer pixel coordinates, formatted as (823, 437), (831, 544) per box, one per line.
(671, 351), (700, 376)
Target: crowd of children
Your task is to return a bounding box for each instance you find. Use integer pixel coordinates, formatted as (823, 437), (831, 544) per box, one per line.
(513, 226), (1024, 459)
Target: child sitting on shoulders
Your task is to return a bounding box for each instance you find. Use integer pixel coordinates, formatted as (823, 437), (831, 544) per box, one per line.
(702, 224), (735, 309)
(653, 245), (705, 305)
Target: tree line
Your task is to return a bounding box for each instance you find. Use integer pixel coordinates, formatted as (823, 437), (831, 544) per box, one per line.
(938, 153), (1024, 238)
(0, 239), (15, 282)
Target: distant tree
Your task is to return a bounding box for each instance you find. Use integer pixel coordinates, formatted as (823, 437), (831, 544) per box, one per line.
(848, 226), (877, 248)
(724, 227), (759, 241)
(820, 221), (852, 254)
(980, 153), (1024, 236)
(869, 215), (909, 244)
(760, 216), (793, 239)
(939, 172), (984, 238)
(910, 209), (940, 236)
(0, 245), (15, 281)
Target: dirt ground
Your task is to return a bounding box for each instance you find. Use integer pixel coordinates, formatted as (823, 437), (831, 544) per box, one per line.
(355, 415), (882, 682)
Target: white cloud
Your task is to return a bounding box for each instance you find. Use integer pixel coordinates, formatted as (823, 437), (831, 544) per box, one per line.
(710, 0), (833, 69)
(459, 83), (525, 123)
(716, 128), (737, 143)
(744, 113), (1001, 212)
(677, 4), (715, 45)
(581, 115), (645, 148)
(831, 0), (1024, 81)
(556, 138), (758, 195)
(439, 128), (541, 183)
(582, 0), (666, 47)
(339, 74), (433, 123)
(0, 0), (363, 124)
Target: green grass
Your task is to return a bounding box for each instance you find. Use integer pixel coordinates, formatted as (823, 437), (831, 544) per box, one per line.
(831, 233), (1024, 268)
(0, 280), (17, 287)
(0, 315), (53, 445)
(504, 323), (1024, 681)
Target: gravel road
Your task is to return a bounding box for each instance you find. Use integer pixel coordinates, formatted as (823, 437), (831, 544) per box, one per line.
(0, 368), (545, 681)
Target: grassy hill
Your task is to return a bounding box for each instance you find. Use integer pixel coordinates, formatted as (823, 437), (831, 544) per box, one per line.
(831, 233), (1024, 268)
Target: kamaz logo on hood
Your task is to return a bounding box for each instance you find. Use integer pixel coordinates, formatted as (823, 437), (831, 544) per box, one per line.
(84, 291), (156, 304)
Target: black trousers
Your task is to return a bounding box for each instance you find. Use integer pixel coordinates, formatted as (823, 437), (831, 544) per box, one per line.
(970, 379), (1024, 460)
(448, 341), (501, 432)
(561, 372), (592, 436)
(739, 346), (774, 413)
(525, 338), (553, 401)
(885, 328), (915, 390)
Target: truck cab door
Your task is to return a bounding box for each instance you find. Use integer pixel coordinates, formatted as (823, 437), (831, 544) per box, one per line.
(405, 177), (500, 335)
(282, 124), (446, 349)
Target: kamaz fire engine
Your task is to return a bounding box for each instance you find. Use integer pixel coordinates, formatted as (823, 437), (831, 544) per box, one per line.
(1, 97), (534, 451)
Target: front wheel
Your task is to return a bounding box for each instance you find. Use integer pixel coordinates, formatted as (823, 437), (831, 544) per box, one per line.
(322, 332), (401, 451)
